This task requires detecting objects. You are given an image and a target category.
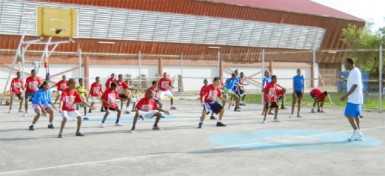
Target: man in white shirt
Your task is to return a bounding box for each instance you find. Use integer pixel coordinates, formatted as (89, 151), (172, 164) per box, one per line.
(340, 58), (364, 141)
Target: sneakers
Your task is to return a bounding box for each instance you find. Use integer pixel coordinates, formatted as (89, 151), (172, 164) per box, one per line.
(8, 110), (12, 114)
(115, 123), (123, 127)
(234, 108), (241, 112)
(210, 116), (217, 120)
(139, 115), (144, 121)
(47, 124), (54, 129)
(23, 113), (28, 117)
(160, 115), (166, 119)
(170, 107), (177, 110)
(317, 109), (321, 113)
(289, 114), (293, 118)
(100, 109), (106, 112)
(273, 119), (281, 122)
(152, 126), (162, 130)
(311, 108), (316, 113)
(280, 107), (287, 110)
(198, 122), (203, 129)
(18, 109), (23, 113)
(58, 133), (62, 138)
(99, 123), (105, 128)
(297, 115), (302, 118)
(216, 122), (227, 127)
(124, 111), (130, 114)
(261, 120), (266, 124)
(239, 102), (246, 106)
(349, 130), (363, 141)
(83, 117), (89, 120)
(29, 125), (34, 131)
(75, 132), (84, 136)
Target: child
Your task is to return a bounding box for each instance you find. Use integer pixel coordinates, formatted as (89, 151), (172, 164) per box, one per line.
(310, 88), (328, 113)
(29, 81), (56, 130)
(100, 82), (125, 128)
(158, 72), (176, 110)
(147, 80), (163, 109)
(89, 76), (103, 113)
(199, 77), (233, 128)
(76, 78), (89, 120)
(58, 78), (94, 138)
(130, 89), (170, 132)
(262, 75), (280, 123)
(9, 71), (24, 113)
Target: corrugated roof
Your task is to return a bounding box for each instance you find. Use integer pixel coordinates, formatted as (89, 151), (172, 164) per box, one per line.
(207, 0), (363, 21)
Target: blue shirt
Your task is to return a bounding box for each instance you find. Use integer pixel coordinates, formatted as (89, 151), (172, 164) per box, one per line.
(225, 78), (237, 89)
(293, 75), (304, 92)
(32, 88), (52, 104)
(263, 76), (271, 87)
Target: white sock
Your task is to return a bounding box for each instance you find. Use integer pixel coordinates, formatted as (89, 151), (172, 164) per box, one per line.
(48, 122), (52, 125)
(217, 120), (221, 123)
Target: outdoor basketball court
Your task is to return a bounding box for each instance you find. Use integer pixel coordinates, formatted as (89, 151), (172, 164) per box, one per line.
(1, 99), (384, 176)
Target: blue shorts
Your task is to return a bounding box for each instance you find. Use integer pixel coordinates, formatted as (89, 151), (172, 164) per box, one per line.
(344, 102), (362, 117)
(153, 98), (159, 103)
(204, 101), (223, 114)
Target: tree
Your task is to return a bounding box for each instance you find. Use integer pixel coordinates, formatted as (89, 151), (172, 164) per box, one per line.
(341, 23), (384, 73)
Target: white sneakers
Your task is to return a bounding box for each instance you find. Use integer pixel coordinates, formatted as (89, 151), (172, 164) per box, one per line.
(311, 108), (316, 113)
(115, 123), (123, 127)
(23, 112), (28, 117)
(99, 123), (105, 128)
(261, 120), (266, 124)
(349, 130), (363, 141)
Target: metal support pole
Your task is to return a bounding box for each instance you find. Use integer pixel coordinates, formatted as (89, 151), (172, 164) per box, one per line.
(261, 49), (265, 104)
(379, 45), (383, 112)
(138, 50), (142, 88)
(78, 49), (82, 79)
(313, 49), (317, 88)
(218, 49), (221, 77)
(180, 53), (184, 99)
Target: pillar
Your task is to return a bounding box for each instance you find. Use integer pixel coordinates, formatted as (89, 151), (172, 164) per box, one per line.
(158, 57), (163, 77)
(84, 56), (90, 89)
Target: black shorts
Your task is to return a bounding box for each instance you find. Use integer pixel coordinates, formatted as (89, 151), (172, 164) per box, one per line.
(25, 92), (35, 102)
(293, 91), (303, 98)
(12, 93), (22, 100)
(310, 94), (316, 99)
(204, 101), (223, 114)
(264, 102), (279, 109)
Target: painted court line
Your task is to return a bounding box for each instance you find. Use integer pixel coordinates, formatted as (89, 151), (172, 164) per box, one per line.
(1, 126), (384, 175)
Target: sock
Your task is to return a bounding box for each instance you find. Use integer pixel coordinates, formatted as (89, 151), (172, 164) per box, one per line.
(217, 120), (221, 123)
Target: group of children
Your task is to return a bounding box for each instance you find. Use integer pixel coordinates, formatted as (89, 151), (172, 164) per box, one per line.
(8, 69), (177, 137)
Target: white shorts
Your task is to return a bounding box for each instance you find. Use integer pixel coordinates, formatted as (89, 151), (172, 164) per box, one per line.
(159, 90), (173, 99)
(90, 96), (101, 103)
(139, 110), (158, 119)
(32, 104), (51, 111)
(61, 110), (81, 119)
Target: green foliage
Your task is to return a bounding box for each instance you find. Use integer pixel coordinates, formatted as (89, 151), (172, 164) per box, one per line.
(341, 24), (384, 73)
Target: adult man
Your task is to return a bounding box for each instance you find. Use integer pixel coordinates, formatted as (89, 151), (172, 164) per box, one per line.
(9, 71), (24, 113)
(340, 58), (364, 141)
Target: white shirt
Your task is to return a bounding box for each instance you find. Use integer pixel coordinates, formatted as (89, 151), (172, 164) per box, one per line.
(347, 67), (363, 104)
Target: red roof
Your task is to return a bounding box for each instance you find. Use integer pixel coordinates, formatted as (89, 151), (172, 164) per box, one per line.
(209, 0), (363, 21)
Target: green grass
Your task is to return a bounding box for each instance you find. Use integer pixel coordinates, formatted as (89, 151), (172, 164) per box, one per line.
(243, 92), (385, 110)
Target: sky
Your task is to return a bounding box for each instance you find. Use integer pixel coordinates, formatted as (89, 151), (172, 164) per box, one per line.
(313, 0), (384, 31)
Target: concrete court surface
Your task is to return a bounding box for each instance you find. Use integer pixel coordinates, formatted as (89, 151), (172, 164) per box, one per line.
(1, 99), (385, 176)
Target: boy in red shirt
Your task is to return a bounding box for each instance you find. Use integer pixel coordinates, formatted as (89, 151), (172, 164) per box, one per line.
(200, 79), (216, 120)
(116, 74), (137, 114)
(100, 82), (127, 128)
(9, 71), (24, 113)
(89, 76), (103, 113)
(58, 78), (94, 138)
(147, 80), (163, 109)
(262, 75), (281, 123)
(52, 75), (68, 104)
(24, 69), (41, 117)
(310, 88), (328, 113)
(199, 77), (233, 128)
(130, 89), (170, 132)
(105, 73), (117, 89)
(158, 72), (176, 110)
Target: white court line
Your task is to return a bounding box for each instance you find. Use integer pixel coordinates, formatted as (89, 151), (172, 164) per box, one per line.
(1, 126), (384, 175)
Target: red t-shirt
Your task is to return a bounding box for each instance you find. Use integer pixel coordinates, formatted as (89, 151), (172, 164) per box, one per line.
(264, 82), (278, 103)
(158, 78), (172, 91)
(116, 81), (129, 93)
(136, 97), (158, 112)
(276, 87), (285, 97)
(238, 77), (246, 90)
(61, 89), (83, 111)
(147, 86), (159, 98)
(201, 84), (222, 103)
(56, 80), (68, 91)
(102, 88), (119, 108)
(310, 88), (326, 101)
(90, 82), (103, 97)
(25, 76), (41, 93)
(11, 78), (24, 94)
(200, 85), (208, 97)
(105, 78), (117, 88)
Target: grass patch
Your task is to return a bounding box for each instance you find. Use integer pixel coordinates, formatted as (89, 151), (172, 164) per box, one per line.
(244, 92), (385, 110)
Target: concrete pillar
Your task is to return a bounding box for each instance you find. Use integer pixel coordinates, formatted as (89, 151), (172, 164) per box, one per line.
(311, 61), (314, 88)
(269, 60), (273, 74)
(219, 57), (223, 78)
(84, 56), (90, 89)
(158, 58), (163, 77)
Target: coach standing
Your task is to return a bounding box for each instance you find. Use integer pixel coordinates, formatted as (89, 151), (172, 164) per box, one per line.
(340, 58), (364, 141)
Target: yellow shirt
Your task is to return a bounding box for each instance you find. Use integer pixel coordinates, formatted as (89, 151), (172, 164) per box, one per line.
(76, 86), (87, 98)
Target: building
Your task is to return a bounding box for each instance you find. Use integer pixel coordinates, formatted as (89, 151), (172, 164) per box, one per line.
(0, 0), (365, 92)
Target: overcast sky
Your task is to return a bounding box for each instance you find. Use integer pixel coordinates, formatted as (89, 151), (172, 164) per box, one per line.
(313, 0), (384, 31)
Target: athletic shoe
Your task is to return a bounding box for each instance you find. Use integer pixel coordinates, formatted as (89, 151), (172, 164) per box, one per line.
(29, 125), (34, 131)
(349, 130), (362, 141)
(273, 119), (281, 122)
(75, 132), (84, 136)
(311, 108), (316, 113)
(161, 115), (166, 119)
(18, 109), (23, 113)
(280, 106), (287, 110)
(320, 110), (325, 113)
(23, 113), (28, 117)
(58, 133), (62, 138)
(8, 110), (12, 114)
(83, 117), (89, 120)
(115, 123), (123, 127)
(124, 111), (130, 114)
(99, 123), (105, 128)
(234, 108), (241, 112)
(297, 115), (302, 118)
(261, 120), (266, 124)
(240, 102), (246, 106)
(129, 130), (136, 133)
(210, 116), (217, 120)
(317, 109), (321, 113)
(47, 124), (54, 129)
(268, 112), (274, 115)
(198, 122), (203, 128)
(170, 107), (177, 110)
(216, 122), (227, 127)
(152, 126), (162, 130)
(139, 115), (144, 121)
(100, 109), (105, 112)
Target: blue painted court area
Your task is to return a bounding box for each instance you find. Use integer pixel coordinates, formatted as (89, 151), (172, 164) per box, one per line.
(209, 130), (382, 152)
(84, 115), (175, 123)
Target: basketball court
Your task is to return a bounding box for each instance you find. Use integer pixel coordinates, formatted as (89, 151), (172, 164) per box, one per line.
(1, 100), (384, 175)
